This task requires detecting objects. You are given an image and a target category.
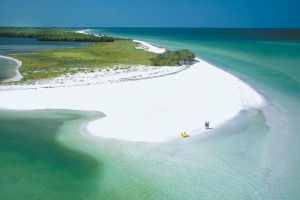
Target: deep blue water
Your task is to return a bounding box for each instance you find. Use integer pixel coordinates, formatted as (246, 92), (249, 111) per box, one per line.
(1, 28), (300, 199)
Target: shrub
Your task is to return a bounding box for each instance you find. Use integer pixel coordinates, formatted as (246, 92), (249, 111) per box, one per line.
(150, 49), (195, 66)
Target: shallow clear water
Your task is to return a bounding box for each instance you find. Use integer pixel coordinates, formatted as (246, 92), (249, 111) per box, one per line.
(1, 29), (300, 199)
(0, 110), (105, 199)
(0, 57), (16, 82)
(0, 37), (88, 82)
(0, 37), (88, 55)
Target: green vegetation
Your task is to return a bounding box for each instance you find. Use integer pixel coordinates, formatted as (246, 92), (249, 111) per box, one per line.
(0, 27), (196, 82)
(12, 40), (157, 81)
(0, 27), (117, 42)
(150, 49), (196, 66)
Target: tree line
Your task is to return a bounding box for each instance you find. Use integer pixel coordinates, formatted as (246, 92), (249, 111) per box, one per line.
(0, 27), (122, 42)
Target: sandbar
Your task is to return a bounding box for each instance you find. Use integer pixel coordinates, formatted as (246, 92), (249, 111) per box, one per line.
(0, 41), (265, 142)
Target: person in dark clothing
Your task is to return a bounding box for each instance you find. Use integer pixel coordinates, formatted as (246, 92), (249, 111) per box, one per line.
(205, 121), (210, 129)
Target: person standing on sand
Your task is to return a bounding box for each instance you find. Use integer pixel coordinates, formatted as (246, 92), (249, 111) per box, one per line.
(205, 121), (210, 129)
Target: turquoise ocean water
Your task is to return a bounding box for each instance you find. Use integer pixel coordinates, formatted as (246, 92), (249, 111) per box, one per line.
(1, 29), (300, 199)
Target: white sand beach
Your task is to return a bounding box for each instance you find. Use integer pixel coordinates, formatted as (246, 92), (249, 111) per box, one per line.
(76, 29), (90, 34)
(133, 40), (165, 53)
(0, 41), (265, 142)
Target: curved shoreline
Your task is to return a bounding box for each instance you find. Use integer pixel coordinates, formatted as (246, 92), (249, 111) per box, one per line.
(84, 57), (265, 142)
(133, 39), (166, 53)
(0, 55), (23, 82)
(0, 37), (265, 142)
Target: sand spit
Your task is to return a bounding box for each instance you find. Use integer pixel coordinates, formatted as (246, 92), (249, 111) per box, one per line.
(0, 40), (265, 142)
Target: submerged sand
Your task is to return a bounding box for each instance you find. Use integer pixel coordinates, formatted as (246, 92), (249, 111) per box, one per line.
(0, 41), (265, 142)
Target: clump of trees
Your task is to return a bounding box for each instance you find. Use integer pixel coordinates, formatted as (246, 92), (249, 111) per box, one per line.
(0, 27), (119, 42)
(150, 49), (196, 66)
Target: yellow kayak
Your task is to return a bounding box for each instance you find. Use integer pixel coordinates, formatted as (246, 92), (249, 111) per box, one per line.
(181, 132), (189, 138)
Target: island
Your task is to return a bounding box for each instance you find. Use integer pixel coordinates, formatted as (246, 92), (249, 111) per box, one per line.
(0, 27), (264, 142)
(0, 27), (196, 82)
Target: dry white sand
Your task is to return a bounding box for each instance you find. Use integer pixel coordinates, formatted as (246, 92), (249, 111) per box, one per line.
(76, 29), (90, 34)
(133, 40), (165, 53)
(0, 41), (265, 142)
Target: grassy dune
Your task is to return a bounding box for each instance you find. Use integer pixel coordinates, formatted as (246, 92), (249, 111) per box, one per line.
(12, 40), (156, 81)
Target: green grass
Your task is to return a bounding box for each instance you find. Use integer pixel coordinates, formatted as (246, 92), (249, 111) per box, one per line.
(11, 40), (157, 81)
